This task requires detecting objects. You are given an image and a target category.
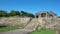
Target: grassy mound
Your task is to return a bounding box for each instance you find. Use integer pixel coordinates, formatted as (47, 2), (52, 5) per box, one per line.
(30, 29), (56, 34)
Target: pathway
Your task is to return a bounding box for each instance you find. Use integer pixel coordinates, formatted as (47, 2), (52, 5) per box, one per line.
(0, 29), (32, 34)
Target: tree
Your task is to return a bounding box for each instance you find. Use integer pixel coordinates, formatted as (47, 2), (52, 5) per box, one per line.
(0, 10), (35, 17)
(0, 10), (8, 17)
(20, 11), (35, 18)
(9, 10), (20, 16)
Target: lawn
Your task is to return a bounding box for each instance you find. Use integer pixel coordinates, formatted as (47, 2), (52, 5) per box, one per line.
(0, 26), (22, 32)
(30, 28), (56, 34)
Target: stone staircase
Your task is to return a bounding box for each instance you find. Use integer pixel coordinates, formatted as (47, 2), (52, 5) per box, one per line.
(24, 18), (39, 31)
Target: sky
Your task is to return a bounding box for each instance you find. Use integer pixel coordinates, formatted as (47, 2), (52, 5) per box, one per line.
(0, 0), (60, 16)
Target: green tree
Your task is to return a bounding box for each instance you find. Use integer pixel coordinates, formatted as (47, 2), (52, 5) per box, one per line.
(9, 10), (20, 16)
(20, 11), (35, 18)
(0, 10), (7, 17)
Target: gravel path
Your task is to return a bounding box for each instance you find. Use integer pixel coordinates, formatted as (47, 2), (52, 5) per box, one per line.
(0, 29), (33, 34)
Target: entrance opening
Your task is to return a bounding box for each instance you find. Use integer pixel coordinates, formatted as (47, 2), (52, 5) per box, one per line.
(41, 13), (46, 17)
(49, 14), (53, 17)
(36, 15), (38, 18)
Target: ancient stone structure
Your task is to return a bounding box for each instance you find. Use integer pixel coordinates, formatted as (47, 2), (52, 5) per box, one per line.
(0, 11), (60, 34)
(35, 11), (57, 18)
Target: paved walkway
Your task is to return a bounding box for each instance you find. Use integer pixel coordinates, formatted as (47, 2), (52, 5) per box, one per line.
(0, 29), (33, 34)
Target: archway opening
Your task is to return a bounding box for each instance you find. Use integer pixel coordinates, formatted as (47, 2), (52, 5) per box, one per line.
(36, 15), (38, 18)
(41, 13), (46, 17)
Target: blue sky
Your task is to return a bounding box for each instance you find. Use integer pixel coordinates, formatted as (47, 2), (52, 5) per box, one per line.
(0, 0), (60, 16)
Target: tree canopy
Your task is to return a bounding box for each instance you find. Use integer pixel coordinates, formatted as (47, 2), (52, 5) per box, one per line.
(0, 10), (35, 18)
(20, 11), (35, 18)
(9, 10), (20, 16)
(0, 10), (8, 17)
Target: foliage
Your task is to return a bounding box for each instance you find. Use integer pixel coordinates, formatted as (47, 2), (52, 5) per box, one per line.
(0, 10), (8, 17)
(0, 10), (35, 18)
(21, 11), (35, 18)
(9, 10), (20, 16)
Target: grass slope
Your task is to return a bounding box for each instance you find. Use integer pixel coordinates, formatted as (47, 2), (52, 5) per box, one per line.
(0, 26), (21, 32)
(31, 29), (56, 34)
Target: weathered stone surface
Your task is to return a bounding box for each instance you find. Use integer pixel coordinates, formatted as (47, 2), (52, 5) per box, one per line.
(24, 18), (39, 31)
(0, 17), (30, 26)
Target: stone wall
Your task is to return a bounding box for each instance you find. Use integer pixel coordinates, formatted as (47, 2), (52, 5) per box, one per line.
(38, 17), (60, 30)
(0, 17), (60, 31)
(0, 17), (30, 26)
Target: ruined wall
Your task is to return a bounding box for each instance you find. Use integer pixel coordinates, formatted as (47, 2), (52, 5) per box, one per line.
(38, 17), (60, 30)
(0, 17), (60, 31)
(0, 17), (30, 26)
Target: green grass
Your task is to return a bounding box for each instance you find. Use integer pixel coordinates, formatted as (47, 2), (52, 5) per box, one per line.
(0, 26), (22, 32)
(30, 29), (56, 34)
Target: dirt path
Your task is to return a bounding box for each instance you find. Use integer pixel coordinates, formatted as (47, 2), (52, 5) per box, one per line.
(0, 29), (32, 34)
